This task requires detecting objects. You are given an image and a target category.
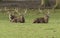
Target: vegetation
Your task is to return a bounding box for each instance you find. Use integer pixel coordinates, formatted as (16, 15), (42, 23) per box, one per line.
(0, 0), (60, 38)
(0, 9), (60, 38)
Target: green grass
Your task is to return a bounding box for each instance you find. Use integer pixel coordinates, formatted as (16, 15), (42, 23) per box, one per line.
(0, 9), (60, 38)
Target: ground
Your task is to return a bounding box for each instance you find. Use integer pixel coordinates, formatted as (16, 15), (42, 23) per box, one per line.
(0, 9), (60, 38)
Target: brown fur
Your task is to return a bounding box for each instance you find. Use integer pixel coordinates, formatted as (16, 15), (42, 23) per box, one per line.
(17, 15), (25, 23)
(33, 14), (49, 23)
(10, 14), (25, 23)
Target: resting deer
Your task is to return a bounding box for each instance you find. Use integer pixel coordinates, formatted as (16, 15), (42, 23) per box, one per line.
(33, 10), (49, 23)
(9, 8), (27, 23)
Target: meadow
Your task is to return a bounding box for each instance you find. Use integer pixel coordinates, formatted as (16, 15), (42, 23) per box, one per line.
(0, 9), (60, 38)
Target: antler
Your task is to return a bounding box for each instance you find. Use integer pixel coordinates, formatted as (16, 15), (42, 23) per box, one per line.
(14, 8), (21, 15)
(38, 8), (43, 13)
(45, 9), (50, 17)
(14, 8), (19, 13)
(23, 8), (27, 15)
(24, 8), (27, 14)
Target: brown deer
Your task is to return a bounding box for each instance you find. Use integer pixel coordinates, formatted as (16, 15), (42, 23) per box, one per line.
(33, 10), (49, 23)
(9, 13), (25, 23)
(9, 8), (27, 23)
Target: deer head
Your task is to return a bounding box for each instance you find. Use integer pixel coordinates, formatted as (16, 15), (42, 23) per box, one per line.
(44, 9), (50, 23)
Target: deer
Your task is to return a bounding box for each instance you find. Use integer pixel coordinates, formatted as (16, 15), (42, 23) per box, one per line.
(33, 10), (50, 23)
(8, 8), (27, 23)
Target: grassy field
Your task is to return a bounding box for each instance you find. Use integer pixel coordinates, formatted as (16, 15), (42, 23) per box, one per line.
(0, 9), (60, 38)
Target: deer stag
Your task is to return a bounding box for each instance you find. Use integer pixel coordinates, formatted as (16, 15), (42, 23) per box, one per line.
(33, 10), (50, 23)
(8, 8), (27, 23)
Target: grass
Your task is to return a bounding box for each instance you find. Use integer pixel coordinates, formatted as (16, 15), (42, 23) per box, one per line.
(0, 9), (60, 38)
